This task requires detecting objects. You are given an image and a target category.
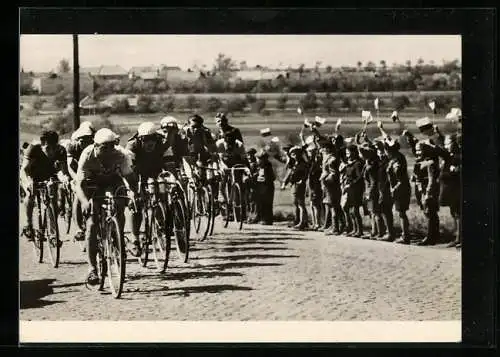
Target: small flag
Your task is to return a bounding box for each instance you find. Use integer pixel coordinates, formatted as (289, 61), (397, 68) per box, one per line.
(374, 97), (379, 110)
(336, 118), (342, 126)
(271, 136), (280, 143)
(297, 107), (303, 115)
(362, 110), (373, 122)
(260, 128), (272, 137)
(391, 110), (399, 122)
(428, 101), (437, 114)
(304, 118), (312, 127)
(450, 107), (462, 118)
(314, 116), (326, 126)
(305, 136), (315, 145)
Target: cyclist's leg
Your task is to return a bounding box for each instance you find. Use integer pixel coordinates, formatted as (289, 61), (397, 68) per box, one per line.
(21, 182), (35, 239)
(83, 183), (99, 283)
(124, 183), (142, 256)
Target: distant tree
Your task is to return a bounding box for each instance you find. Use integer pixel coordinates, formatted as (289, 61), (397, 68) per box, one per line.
(276, 93), (288, 111)
(321, 92), (335, 115)
(186, 95), (199, 111)
(392, 95), (411, 111)
(203, 96), (223, 113)
(53, 90), (72, 109)
(298, 64), (305, 78)
(111, 98), (130, 114)
(300, 91), (318, 111)
(214, 53), (237, 77)
(239, 61), (248, 70)
(245, 93), (257, 104)
(357, 61), (363, 71)
(57, 59), (71, 73)
(364, 61), (376, 72)
(252, 98), (266, 114)
(226, 97), (247, 114)
(325, 65), (333, 73)
(135, 95), (154, 113)
(380, 60), (387, 69)
(405, 60), (412, 70)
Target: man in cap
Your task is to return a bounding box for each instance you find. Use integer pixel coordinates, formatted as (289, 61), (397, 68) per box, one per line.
(304, 137), (323, 231)
(66, 125), (95, 243)
(75, 128), (137, 285)
(245, 148), (258, 223)
(415, 117), (445, 148)
(215, 112), (244, 143)
(410, 140), (441, 246)
(20, 130), (70, 243)
(125, 121), (170, 257)
(253, 150), (276, 225)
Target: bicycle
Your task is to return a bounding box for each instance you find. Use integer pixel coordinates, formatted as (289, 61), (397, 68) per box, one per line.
(220, 165), (250, 231)
(84, 179), (135, 299)
(182, 156), (217, 242)
(27, 177), (63, 268)
(159, 170), (189, 267)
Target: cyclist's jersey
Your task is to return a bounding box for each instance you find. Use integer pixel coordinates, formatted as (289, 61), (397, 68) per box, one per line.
(216, 125), (244, 144)
(76, 144), (133, 186)
(125, 134), (168, 179)
(216, 138), (246, 167)
(183, 125), (216, 155)
(66, 140), (88, 173)
(160, 131), (188, 165)
(23, 142), (67, 182)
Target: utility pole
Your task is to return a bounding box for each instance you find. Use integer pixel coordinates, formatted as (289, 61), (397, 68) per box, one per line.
(72, 34), (80, 130)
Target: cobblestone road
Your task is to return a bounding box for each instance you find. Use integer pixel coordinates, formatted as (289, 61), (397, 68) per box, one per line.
(20, 211), (461, 321)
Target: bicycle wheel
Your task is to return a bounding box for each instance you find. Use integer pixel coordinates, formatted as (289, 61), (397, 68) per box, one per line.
(232, 182), (244, 231)
(223, 183), (231, 229)
(105, 217), (126, 299)
(151, 203), (168, 271)
(97, 236), (107, 291)
(198, 186), (212, 241)
(207, 183), (217, 237)
(172, 198), (189, 262)
(45, 204), (61, 268)
(140, 209), (151, 268)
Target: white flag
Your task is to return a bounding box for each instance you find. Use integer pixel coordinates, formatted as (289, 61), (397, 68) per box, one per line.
(450, 107), (462, 117)
(361, 110), (373, 122)
(428, 101), (436, 111)
(271, 136), (280, 143)
(297, 107), (303, 115)
(374, 97), (379, 110)
(304, 118), (312, 127)
(314, 116), (326, 125)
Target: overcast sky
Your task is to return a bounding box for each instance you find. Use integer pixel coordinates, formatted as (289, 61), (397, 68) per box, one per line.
(20, 35), (461, 72)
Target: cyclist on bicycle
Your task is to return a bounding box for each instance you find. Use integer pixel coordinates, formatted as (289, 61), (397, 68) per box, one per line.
(214, 112), (244, 144)
(215, 131), (248, 208)
(158, 116), (188, 172)
(125, 121), (171, 257)
(75, 128), (137, 286)
(20, 130), (70, 241)
(183, 114), (217, 163)
(66, 125), (94, 242)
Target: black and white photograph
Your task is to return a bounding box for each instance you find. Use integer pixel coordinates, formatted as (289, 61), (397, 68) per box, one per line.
(19, 31), (463, 342)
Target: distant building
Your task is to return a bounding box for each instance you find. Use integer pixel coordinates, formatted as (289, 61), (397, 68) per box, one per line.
(32, 73), (95, 95)
(80, 65), (128, 80)
(129, 66), (161, 80)
(163, 68), (200, 83)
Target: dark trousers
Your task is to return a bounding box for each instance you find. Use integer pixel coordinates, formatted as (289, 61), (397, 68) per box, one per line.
(255, 182), (274, 224)
(425, 206), (440, 243)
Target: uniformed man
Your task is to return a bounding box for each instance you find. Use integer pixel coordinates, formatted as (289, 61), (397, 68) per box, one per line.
(340, 144), (364, 238)
(411, 140), (441, 246)
(254, 150), (276, 225)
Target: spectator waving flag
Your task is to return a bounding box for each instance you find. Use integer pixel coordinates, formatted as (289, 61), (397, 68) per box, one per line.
(314, 116), (326, 126)
(374, 97), (380, 110)
(391, 110), (399, 122)
(260, 128), (272, 137)
(361, 110), (373, 122)
(428, 100), (437, 114)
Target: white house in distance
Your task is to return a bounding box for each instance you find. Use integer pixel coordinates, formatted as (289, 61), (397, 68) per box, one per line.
(129, 66), (161, 80)
(32, 73), (95, 95)
(80, 65), (129, 81)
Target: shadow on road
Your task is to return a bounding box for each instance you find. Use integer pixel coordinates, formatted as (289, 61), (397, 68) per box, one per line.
(219, 246), (289, 253)
(201, 261), (283, 270)
(60, 261), (87, 266)
(20, 279), (64, 309)
(127, 270), (244, 282)
(164, 284), (253, 297)
(202, 254), (300, 261)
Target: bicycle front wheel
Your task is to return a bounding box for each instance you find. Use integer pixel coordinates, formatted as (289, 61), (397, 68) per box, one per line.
(172, 198), (189, 263)
(45, 204), (61, 268)
(151, 203), (169, 272)
(105, 217), (126, 299)
(232, 183), (244, 231)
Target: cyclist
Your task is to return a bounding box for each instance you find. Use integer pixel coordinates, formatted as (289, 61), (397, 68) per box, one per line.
(125, 121), (171, 256)
(214, 112), (244, 143)
(20, 130), (70, 241)
(66, 125), (94, 242)
(215, 131), (248, 210)
(183, 114), (217, 163)
(75, 128), (137, 285)
(158, 116), (188, 172)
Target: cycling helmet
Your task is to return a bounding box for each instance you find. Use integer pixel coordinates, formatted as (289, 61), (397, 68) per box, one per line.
(137, 122), (157, 138)
(73, 125), (94, 140)
(94, 128), (118, 145)
(160, 116), (178, 128)
(80, 121), (96, 134)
